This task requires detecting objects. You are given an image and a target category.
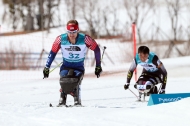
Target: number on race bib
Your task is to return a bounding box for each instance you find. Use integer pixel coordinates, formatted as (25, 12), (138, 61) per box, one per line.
(137, 85), (146, 90)
(69, 53), (79, 59)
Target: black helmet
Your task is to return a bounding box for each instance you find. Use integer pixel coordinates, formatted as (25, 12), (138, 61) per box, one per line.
(138, 46), (149, 54)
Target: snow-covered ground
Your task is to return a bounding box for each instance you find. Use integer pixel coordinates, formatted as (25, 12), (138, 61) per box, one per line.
(0, 56), (190, 126)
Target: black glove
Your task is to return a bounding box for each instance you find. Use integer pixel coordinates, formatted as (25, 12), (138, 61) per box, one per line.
(95, 66), (102, 78)
(134, 83), (137, 89)
(43, 67), (49, 79)
(124, 83), (130, 90)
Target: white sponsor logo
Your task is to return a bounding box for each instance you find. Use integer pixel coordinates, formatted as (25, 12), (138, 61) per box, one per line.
(158, 97), (183, 103)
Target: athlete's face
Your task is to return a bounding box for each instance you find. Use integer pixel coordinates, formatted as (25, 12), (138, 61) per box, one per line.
(139, 53), (149, 62)
(67, 23), (78, 41)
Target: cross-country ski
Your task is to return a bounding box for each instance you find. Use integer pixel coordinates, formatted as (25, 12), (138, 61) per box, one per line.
(49, 103), (84, 108)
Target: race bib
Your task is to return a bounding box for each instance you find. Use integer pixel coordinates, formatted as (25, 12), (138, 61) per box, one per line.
(61, 45), (87, 62)
(137, 85), (146, 90)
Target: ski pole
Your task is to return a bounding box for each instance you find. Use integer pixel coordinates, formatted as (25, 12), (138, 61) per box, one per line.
(43, 62), (63, 79)
(49, 62), (63, 73)
(128, 88), (139, 100)
(101, 46), (106, 61)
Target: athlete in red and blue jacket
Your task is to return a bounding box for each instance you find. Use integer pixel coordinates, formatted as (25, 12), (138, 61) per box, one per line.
(43, 20), (102, 106)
